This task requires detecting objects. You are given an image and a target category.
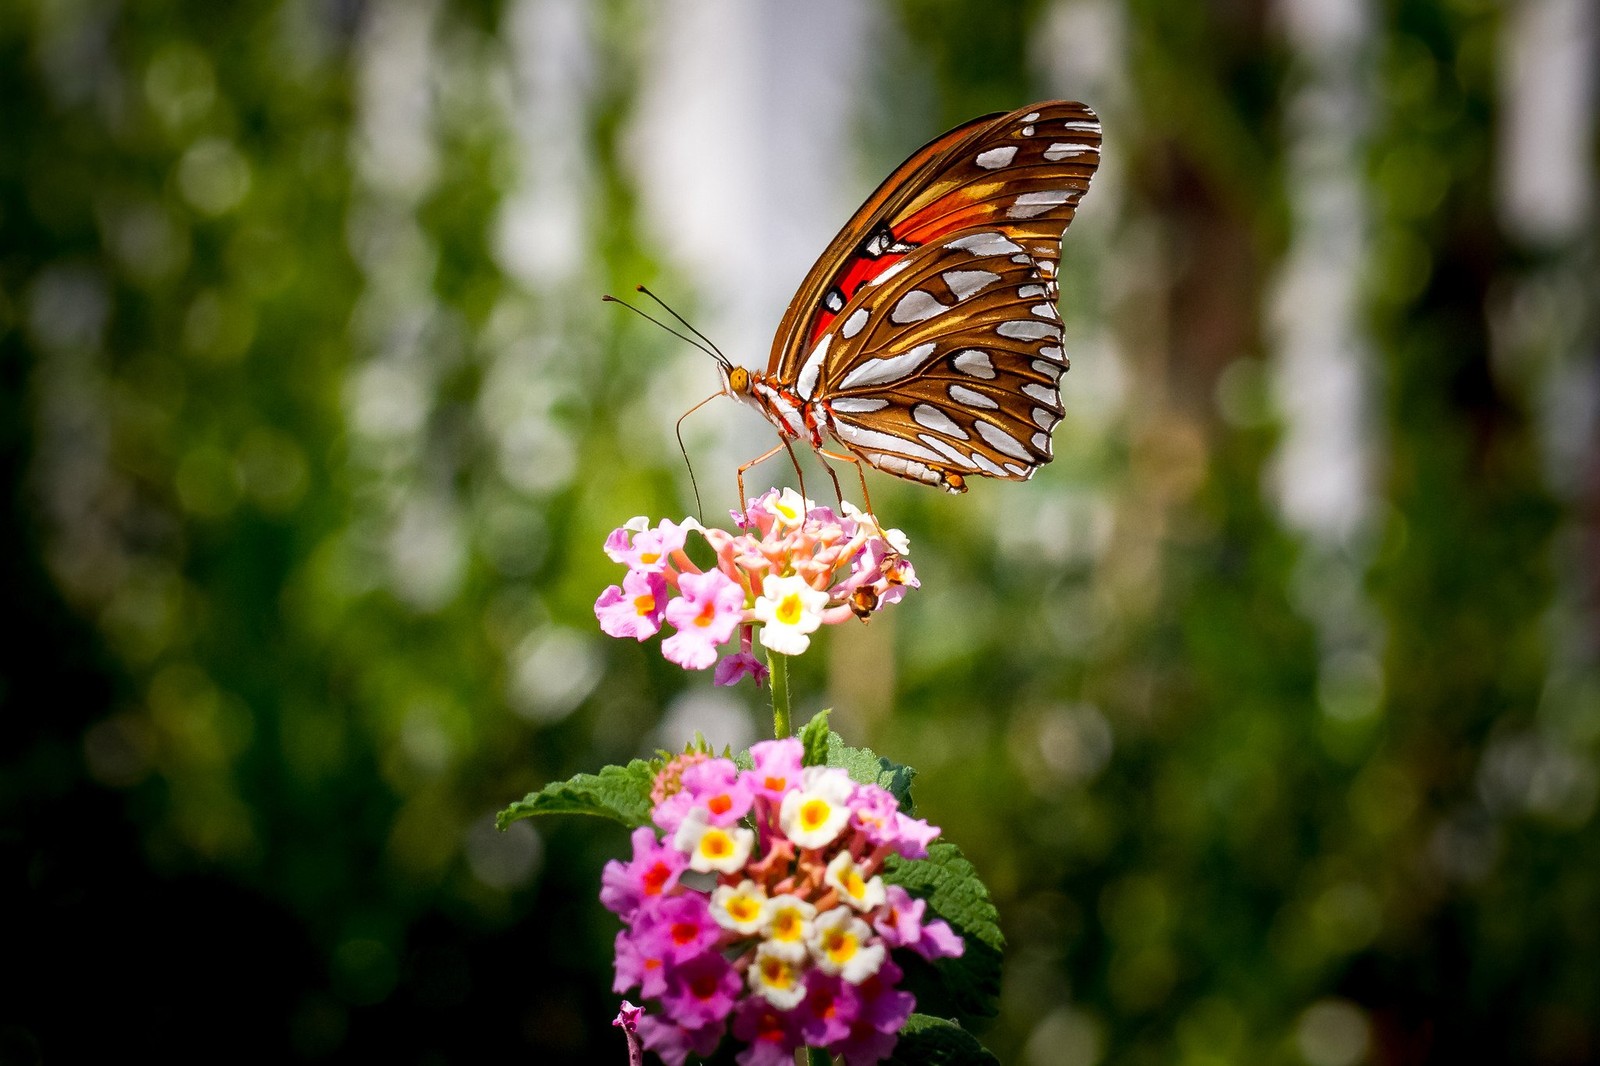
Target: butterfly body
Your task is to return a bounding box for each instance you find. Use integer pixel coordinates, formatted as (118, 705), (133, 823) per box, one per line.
(724, 101), (1101, 495)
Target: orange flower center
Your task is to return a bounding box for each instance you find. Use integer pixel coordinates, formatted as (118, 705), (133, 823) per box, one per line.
(800, 798), (830, 831)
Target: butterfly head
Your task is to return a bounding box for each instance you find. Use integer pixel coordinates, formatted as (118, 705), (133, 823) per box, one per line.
(722, 365), (752, 397)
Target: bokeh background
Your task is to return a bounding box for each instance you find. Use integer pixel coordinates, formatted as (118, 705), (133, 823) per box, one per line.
(4, 0), (1598, 1063)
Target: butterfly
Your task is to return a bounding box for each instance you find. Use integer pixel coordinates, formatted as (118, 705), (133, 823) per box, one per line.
(715, 100), (1101, 506)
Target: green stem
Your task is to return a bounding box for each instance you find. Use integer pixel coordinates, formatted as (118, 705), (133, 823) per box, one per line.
(767, 650), (792, 739)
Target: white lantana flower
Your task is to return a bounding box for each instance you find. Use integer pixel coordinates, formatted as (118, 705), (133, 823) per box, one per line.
(748, 941), (808, 1009)
(762, 894), (817, 961)
(766, 487), (815, 528)
(710, 879), (769, 934)
(825, 850), (887, 912)
(753, 574), (828, 655)
(672, 806), (754, 874)
(811, 907), (886, 984)
(779, 766), (854, 850)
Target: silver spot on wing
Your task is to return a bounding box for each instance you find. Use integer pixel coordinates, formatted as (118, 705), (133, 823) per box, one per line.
(975, 146), (1017, 169)
(918, 434), (977, 467)
(912, 403), (968, 439)
(945, 232), (1024, 257)
(975, 419), (1033, 461)
(1043, 142), (1091, 161)
(831, 419), (946, 463)
(830, 397), (889, 414)
(796, 333), (829, 400)
(1007, 190), (1072, 219)
(890, 290), (944, 324)
(949, 384), (998, 410)
(838, 342), (936, 389)
(998, 320), (1059, 341)
(952, 349), (996, 379)
(943, 269), (1001, 301)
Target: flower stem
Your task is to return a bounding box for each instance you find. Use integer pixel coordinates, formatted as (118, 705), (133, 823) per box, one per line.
(768, 649), (792, 739)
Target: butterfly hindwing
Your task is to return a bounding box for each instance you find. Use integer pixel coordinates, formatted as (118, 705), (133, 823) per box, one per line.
(811, 227), (1068, 485)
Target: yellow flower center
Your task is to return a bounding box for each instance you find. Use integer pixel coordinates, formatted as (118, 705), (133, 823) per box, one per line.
(824, 928), (858, 964)
(775, 592), (805, 626)
(771, 909), (804, 942)
(633, 593), (656, 616)
(728, 896), (762, 923)
(700, 831), (732, 860)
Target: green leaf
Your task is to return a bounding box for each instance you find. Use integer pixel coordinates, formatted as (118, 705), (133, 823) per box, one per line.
(824, 732), (916, 810)
(495, 760), (657, 830)
(884, 841), (1004, 1023)
(885, 1014), (998, 1065)
(799, 709), (833, 766)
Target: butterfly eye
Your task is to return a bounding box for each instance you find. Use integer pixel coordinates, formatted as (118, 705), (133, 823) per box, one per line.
(727, 368), (751, 394)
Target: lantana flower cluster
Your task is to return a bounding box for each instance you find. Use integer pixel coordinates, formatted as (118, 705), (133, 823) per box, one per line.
(595, 489), (917, 686)
(602, 739), (963, 1066)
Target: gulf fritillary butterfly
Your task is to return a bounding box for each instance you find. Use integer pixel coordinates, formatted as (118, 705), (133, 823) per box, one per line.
(719, 100), (1101, 503)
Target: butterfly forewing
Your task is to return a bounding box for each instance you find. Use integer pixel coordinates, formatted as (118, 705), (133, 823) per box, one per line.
(769, 101), (1101, 382)
(770, 101), (1099, 489)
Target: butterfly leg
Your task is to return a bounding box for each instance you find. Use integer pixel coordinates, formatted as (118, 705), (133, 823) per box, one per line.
(811, 450), (849, 511)
(737, 441), (801, 512)
(780, 438), (810, 503)
(818, 448), (877, 519)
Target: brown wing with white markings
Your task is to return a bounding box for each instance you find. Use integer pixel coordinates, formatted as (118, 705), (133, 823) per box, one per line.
(775, 102), (1100, 489)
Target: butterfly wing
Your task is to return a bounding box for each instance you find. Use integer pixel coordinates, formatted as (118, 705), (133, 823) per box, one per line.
(771, 101), (1101, 489)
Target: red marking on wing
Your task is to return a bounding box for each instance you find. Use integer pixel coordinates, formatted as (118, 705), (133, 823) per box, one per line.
(804, 250), (912, 346)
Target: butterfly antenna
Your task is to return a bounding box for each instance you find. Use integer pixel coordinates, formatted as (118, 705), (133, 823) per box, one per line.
(601, 294), (728, 367)
(635, 285), (732, 368)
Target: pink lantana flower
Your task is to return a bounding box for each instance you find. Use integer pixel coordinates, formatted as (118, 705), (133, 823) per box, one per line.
(595, 569), (668, 641)
(604, 739), (961, 1064)
(744, 738), (805, 802)
(600, 826), (688, 917)
(715, 651), (769, 687)
(592, 488), (917, 684)
(613, 1000), (644, 1033)
(662, 569), (745, 670)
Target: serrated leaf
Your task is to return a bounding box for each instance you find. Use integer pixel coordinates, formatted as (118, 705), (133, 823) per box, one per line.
(495, 760), (657, 830)
(885, 1014), (998, 1065)
(824, 733), (916, 810)
(799, 709), (833, 766)
(884, 841), (1004, 1023)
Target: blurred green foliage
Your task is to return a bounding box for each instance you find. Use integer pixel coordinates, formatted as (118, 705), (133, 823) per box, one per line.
(3, 0), (1597, 1064)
